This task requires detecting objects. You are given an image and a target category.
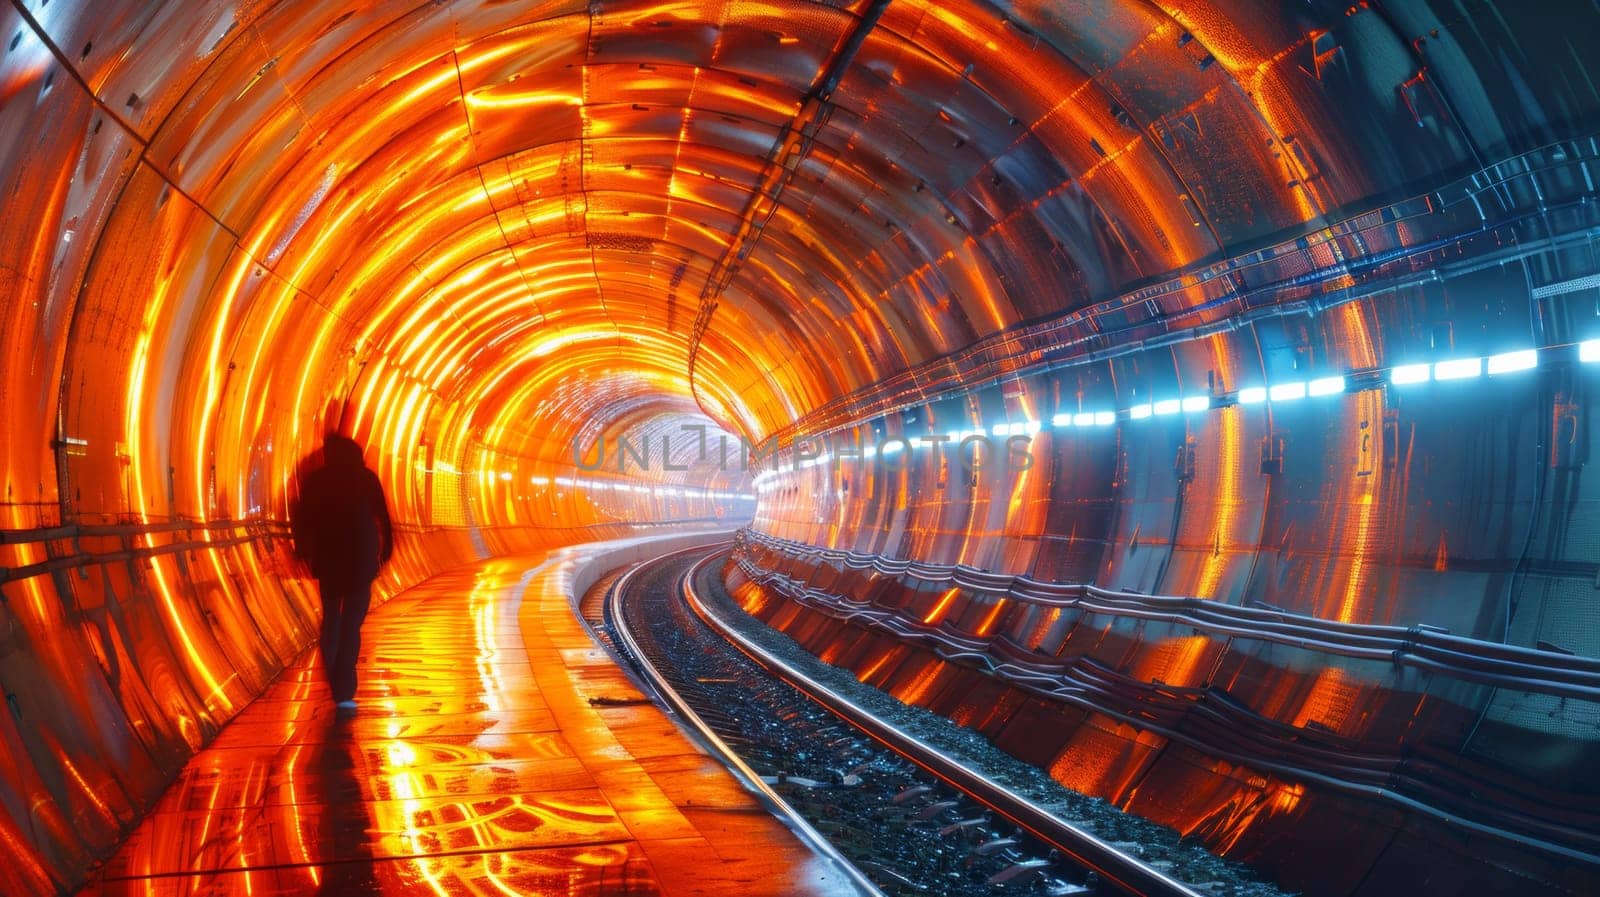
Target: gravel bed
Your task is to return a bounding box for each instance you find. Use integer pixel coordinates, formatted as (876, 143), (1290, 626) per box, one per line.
(613, 553), (1110, 896)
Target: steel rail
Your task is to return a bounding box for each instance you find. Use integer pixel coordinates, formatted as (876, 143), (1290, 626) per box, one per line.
(676, 550), (1203, 897)
(598, 543), (888, 897)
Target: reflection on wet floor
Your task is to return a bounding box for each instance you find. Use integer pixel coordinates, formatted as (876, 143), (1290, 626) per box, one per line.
(78, 547), (868, 896)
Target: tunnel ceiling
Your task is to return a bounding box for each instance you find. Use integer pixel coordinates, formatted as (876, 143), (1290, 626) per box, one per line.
(9, 0), (1591, 501)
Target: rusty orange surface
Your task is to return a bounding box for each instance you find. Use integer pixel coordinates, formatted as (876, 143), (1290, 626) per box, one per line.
(76, 548), (866, 897)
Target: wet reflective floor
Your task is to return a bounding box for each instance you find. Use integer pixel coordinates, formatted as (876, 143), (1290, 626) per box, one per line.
(78, 543), (868, 896)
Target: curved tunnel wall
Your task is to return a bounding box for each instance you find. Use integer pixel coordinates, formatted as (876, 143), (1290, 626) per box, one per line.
(0, 0), (1598, 894)
(734, 133), (1600, 892)
(751, 138), (1600, 640)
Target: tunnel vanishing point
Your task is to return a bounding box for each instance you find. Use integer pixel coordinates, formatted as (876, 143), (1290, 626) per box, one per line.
(2, 0), (1600, 895)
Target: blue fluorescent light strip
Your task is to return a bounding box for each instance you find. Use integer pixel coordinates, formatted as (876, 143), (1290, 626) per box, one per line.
(1434, 357), (1482, 381)
(1308, 376), (1345, 396)
(1269, 382), (1307, 401)
(1486, 349), (1536, 374)
(772, 341), (1600, 480)
(1391, 363), (1430, 384)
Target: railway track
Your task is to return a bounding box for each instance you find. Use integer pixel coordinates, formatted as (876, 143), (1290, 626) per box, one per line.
(589, 544), (1206, 897)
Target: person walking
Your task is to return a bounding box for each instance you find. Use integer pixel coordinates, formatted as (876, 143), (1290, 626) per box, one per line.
(290, 433), (394, 713)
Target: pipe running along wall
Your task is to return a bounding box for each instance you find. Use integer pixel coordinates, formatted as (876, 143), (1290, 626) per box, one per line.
(0, 0), (1597, 895)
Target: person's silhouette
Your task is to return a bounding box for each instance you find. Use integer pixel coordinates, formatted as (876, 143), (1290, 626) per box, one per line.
(290, 433), (394, 712)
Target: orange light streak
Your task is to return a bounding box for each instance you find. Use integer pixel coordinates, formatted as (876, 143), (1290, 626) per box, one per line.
(922, 587), (961, 625)
(974, 598), (1009, 637)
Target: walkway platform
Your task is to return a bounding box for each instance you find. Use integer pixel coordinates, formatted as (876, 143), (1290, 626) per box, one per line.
(77, 539), (868, 896)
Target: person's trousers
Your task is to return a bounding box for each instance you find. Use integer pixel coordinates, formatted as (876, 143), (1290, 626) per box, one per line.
(317, 577), (373, 703)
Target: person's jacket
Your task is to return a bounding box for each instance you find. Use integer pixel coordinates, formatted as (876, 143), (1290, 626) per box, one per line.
(291, 437), (393, 584)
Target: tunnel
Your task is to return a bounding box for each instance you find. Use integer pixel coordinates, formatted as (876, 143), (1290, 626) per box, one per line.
(1, 0), (1599, 894)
